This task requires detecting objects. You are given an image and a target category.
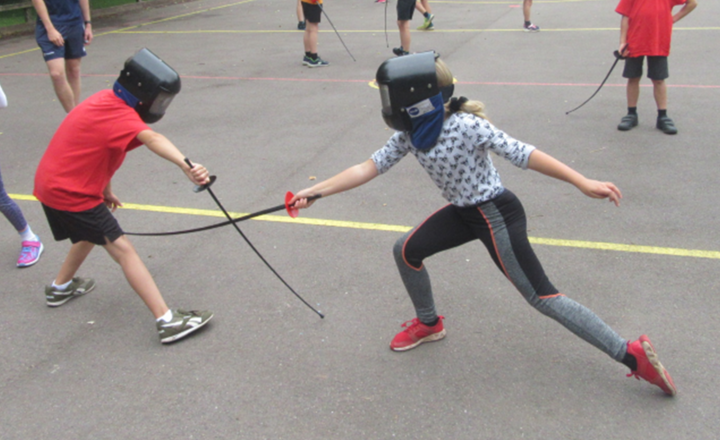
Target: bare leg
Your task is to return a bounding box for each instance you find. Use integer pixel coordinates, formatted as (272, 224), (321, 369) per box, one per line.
(523, 0), (533, 22)
(45, 58), (76, 113)
(65, 58), (82, 107)
(103, 235), (169, 319)
(652, 79), (667, 110)
(55, 240), (95, 284)
(398, 20), (411, 51)
(626, 77), (641, 108)
(304, 22), (319, 53)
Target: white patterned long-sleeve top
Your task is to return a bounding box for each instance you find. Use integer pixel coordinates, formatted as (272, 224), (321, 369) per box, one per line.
(371, 112), (536, 207)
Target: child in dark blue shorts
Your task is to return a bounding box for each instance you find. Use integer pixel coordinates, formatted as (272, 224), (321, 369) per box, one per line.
(33, 0), (93, 113)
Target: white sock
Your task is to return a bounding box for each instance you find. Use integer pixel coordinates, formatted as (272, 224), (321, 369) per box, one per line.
(157, 309), (173, 323)
(20, 225), (38, 242)
(52, 280), (72, 291)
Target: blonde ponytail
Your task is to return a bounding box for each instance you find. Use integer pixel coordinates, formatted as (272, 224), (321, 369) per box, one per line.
(435, 58), (489, 121)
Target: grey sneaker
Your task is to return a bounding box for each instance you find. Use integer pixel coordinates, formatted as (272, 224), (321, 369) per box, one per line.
(45, 277), (96, 307)
(656, 115), (677, 135)
(617, 113), (639, 131)
(157, 309), (214, 344)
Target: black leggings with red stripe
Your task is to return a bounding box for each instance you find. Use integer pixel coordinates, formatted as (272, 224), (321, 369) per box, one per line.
(393, 189), (628, 361)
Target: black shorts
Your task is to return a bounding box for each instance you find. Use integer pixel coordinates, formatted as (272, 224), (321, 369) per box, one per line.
(397, 0), (417, 21)
(302, 2), (322, 24)
(42, 202), (124, 245)
(622, 56), (669, 81)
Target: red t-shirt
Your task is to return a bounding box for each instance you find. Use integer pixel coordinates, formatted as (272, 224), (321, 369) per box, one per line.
(616, 0), (686, 57)
(34, 89), (150, 212)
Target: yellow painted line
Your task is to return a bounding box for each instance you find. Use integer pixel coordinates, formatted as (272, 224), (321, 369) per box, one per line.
(113, 27), (717, 35)
(0, 0), (257, 59)
(434, 0), (598, 3)
(10, 193), (720, 259)
(99, 0), (256, 36)
(0, 48), (40, 60)
(528, 237), (720, 260)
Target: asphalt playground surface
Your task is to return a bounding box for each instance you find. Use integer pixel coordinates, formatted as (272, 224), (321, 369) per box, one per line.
(1, 0), (719, 438)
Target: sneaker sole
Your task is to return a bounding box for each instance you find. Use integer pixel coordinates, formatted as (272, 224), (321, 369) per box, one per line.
(160, 313), (214, 344)
(390, 328), (446, 352)
(618, 120), (638, 131)
(17, 242), (44, 268)
(656, 124), (677, 135)
(304, 63), (328, 68)
(641, 340), (677, 396)
(46, 283), (96, 307)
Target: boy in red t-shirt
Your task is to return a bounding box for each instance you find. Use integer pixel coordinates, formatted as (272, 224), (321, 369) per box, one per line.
(34, 49), (214, 344)
(615, 0), (697, 134)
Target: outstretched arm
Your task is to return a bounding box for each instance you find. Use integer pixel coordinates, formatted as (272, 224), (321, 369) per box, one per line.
(136, 130), (210, 186)
(673, 0), (697, 23)
(291, 158), (379, 208)
(527, 150), (622, 206)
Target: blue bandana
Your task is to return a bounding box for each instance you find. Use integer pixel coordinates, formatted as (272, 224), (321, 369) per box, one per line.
(113, 81), (139, 108)
(406, 93), (445, 151)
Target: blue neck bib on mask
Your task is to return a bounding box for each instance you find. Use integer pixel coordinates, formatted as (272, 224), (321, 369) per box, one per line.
(405, 93), (445, 151)
(113, 81), (139, 108)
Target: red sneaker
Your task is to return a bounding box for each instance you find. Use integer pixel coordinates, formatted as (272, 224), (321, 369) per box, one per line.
(390, 316), (446, 352)
(626, 335), (677, 396)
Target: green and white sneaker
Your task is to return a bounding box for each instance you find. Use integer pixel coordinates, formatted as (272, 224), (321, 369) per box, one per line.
(157, 309), (214, 344)
(45, 277), (96, 307)
(417, 14), (435, 30)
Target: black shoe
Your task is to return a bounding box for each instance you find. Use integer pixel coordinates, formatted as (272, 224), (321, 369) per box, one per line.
(392, 47), (409, 56)
(656, 115), (677, 135)
(617, 114), (638, 131)
(298, 20), (306, 30)
(302, 55), (329, 67)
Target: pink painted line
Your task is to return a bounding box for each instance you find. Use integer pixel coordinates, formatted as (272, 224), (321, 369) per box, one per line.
(183, 75), (370, 83)
(460, 80), (720, 88)
(1, 72), (717, 88)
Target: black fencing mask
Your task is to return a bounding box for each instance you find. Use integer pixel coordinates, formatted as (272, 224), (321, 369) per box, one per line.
(376, 52), (454, 150)
(113, 48), (181, 123)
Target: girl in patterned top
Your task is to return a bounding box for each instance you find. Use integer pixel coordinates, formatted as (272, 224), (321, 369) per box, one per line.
(290, 57), (676, 396)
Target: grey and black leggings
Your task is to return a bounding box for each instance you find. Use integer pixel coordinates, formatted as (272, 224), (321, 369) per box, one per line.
(393, 189), (628, 362)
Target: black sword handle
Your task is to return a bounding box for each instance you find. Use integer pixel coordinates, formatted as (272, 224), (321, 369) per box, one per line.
(184, 158), (216, 192)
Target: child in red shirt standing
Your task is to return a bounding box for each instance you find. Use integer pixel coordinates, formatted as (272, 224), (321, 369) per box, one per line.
(34, 49), (214, 344)
(615, 0), (697, 134)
